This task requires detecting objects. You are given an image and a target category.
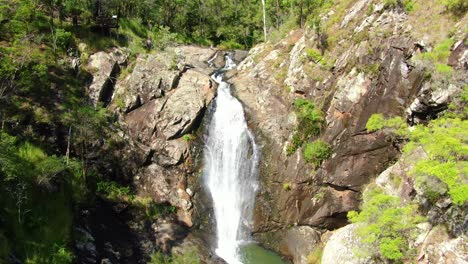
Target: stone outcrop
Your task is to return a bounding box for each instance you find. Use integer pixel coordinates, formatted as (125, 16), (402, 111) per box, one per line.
(86, 48), (128, 106)
(321, 224), (375, 264)
(113, 53), (181, 112)
(159, 69), (216, 139)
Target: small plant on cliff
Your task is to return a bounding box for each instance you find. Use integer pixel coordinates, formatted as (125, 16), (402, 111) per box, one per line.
(366, 114), (385, 131)
(366, 114), (407, 135)
(303, 140), (332, 167)
(347, 185), (424, 262)
(305, 48), (323, 63)
(287, 99), (324, 155)
(96, 181), (134, 201)
(182, 134), (195, 142)
(283, 183), (292, 191)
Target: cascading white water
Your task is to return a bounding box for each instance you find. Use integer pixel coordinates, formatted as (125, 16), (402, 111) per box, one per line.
(203, 55), (259, 264)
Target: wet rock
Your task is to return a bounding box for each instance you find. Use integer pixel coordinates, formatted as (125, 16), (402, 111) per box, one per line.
(285, 226), (322, 264)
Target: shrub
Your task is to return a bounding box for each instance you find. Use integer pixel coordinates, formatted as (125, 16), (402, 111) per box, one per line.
(55, 28), (73, 50)
(283, 183), (291, 191)
(305, 48), (323, 63)
(218, 39), (245, 50)
(442, 0), (468, 16)
(406, 117), (468, 205)
(145, 203), (177, 219)
(424, 38), (454, 62)
(153, 26), (179, 50)
(96, 181), (133, 201)
(348, 186), (424, 262)
(366, 114), (407, 135)
(182, 134), (195, 141)
(287, 99), (324, 154)
(366, 114), (385, 132)
(303, 140), (332, 167)
(384, 0), (415, 11)
(435, 63), (453, 74)
(51, 244), (74, 264)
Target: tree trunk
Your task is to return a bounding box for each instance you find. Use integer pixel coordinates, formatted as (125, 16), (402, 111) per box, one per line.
(262, 0), (267, 42)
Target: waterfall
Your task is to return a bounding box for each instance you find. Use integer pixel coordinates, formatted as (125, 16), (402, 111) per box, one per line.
(203, 54), (260, 264)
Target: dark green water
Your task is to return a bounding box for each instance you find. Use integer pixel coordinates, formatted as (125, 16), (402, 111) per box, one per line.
(240, 243), (286, 264)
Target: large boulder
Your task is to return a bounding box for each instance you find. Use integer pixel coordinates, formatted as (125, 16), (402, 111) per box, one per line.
(159, 69), (216, 139)
(113, 53), (181, 112)
(321, 224), (376, 264)
(87, 52), (119, 106)
(256, 226), (322, 264)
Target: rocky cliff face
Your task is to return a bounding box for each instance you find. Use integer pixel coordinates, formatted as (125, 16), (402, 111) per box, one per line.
(81, 1), (467, 263)
(81, 46), (249, 263)
(225, 0), (467, 262)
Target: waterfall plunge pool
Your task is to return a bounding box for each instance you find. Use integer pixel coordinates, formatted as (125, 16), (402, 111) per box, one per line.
(239, 243), (286, 264)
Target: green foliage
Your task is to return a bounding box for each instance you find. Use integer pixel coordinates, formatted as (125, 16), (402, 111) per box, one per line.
(422, 39), (454, 63)
(51, 245), (74, 264)
(152, 26), (179, 50)
(283, 183), (291, 191)
(435, 63), (453, 74)
(418, 38), (455, 76)
(0, 133), (83, 263)
(384, 0), (399, 9)
(145, 203), (177, 219)
(287, 99), (324, 155)
(182, 134), (195, 142)
(218, 40), (245, 50)
(402, 0), (415, 11)
(348, 186), (424, 261)
(303, 140), (332, 167)
(406, 117), (467, 205)
(55, 28), (73, 50)
(366, 114), (408, 135)
(384, 0), (415, 11)
(96, 181), (133, 201)
(442, 0), (468, 16)
(305, 48), (323, 63)
(148, 248), (200, 264)
(366, 114), (385, 132)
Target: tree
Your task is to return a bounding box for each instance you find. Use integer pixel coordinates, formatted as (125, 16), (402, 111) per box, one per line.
(261, 0), (267, 41)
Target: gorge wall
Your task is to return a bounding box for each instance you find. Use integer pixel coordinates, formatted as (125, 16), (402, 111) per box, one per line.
(80, 0), (467, 263)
